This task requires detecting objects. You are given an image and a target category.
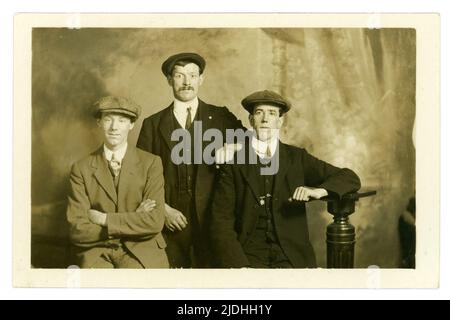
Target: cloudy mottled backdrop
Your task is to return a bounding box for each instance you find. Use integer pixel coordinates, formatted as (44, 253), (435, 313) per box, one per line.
(31, 28), (415, 268)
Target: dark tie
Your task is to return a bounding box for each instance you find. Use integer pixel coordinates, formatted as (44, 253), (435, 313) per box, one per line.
(185, 106), (192, 130)
(108, 153), (121, 188)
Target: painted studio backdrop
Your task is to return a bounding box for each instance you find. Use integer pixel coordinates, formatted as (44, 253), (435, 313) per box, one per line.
(31, 28), (416, 268)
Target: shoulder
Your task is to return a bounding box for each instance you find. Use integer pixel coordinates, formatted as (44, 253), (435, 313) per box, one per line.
(200, 100), (232, 115)
(280, 142), (304, 153)
(134, 147), (163, 167)
(279, 142), (308, 159)
(70, 147), (101, 173)
(74, 156), (91, 168)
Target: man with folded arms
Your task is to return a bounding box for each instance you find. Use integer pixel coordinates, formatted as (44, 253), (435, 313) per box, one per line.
(67, 96), (168, 268)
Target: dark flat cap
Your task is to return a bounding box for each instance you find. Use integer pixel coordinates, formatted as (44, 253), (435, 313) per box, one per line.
(241, 90), (291, 114)
(94, 96), (141, 120)
(161, 52), (206, 76)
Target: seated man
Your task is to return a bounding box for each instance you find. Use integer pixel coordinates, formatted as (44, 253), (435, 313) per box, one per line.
(66, 96), (168, 268)
(210, 90), (361, 268)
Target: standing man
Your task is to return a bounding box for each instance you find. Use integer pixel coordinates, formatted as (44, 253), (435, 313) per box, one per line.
(67, 96), (168, 268)
(210, 90), (361, 268)
(137, 52), (243, 268)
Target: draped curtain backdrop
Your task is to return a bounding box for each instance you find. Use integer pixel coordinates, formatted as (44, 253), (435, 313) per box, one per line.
(31, 28), (416, 268)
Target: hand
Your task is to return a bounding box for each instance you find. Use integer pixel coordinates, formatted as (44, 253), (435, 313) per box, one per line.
(215, 143), (243, 164)
(136, 199), (157, 213)
(164, 204), (188, 232)
(290, 187), (328, 202)
(88, 209), (107, 227)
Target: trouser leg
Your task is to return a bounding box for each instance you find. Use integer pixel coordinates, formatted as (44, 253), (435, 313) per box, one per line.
(164, 192), (195, 268)
(111, 246), (144, 269)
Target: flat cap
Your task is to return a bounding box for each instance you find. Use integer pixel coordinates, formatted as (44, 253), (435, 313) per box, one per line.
(161, 52), (206, 76)
(94, 96), (141, 120)
(241, 90), (291, 114)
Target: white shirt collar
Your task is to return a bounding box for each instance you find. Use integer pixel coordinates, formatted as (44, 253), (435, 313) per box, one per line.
(173, 97), (199, 129)
(103, 142), (128, 162)
(251, 133), (279, 159)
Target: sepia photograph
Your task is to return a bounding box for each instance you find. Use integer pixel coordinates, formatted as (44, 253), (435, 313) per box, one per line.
(13, 13), (439, 288)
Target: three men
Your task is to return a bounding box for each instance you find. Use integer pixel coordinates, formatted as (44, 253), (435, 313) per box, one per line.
(66, 54), (363, 269)
(137, 53), (243, 268)
(66, 96), (168, 268)
(210, 90), (361, 268)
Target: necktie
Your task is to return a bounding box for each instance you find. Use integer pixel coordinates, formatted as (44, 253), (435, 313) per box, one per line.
(185, 106), (192, 130)
(108, 153), (121, 187)
(265, 145), (272, 158)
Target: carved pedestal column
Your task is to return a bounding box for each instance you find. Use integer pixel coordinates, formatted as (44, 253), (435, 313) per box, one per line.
(324, 191), (376, 268)
(326, 198), (356, 268)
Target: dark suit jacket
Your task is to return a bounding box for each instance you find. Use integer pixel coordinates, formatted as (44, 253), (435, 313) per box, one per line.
(210, 142), (361, 268)
(66, 146), (168, 268)
(136, 99), (243, 228)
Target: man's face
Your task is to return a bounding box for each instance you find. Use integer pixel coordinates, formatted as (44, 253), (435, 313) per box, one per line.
(249, 105), (284, 141)
(98, 113), (135, 150)
(168, 63), (204, 102)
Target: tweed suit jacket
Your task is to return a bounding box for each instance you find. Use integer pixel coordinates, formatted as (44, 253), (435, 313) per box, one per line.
(66, 145), (168, 268)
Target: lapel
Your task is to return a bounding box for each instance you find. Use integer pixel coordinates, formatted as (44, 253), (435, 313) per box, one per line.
(271, 142), (293, 215)
(273, 142), (291, 197)
(158, 103), (177, 151)
(91, 147), (118, 205)
(239, 141), (290, 202)
(239, 141), (292, 205)
(117, 146), (140, 210)
(197, 99), (214, 131)
(238, 146), (262, 203)
(158, 100), (213, 153)
(196, 100), (216, 163)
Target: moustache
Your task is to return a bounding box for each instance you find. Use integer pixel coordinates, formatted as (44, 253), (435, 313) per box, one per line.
(178, 86), (194, 91)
